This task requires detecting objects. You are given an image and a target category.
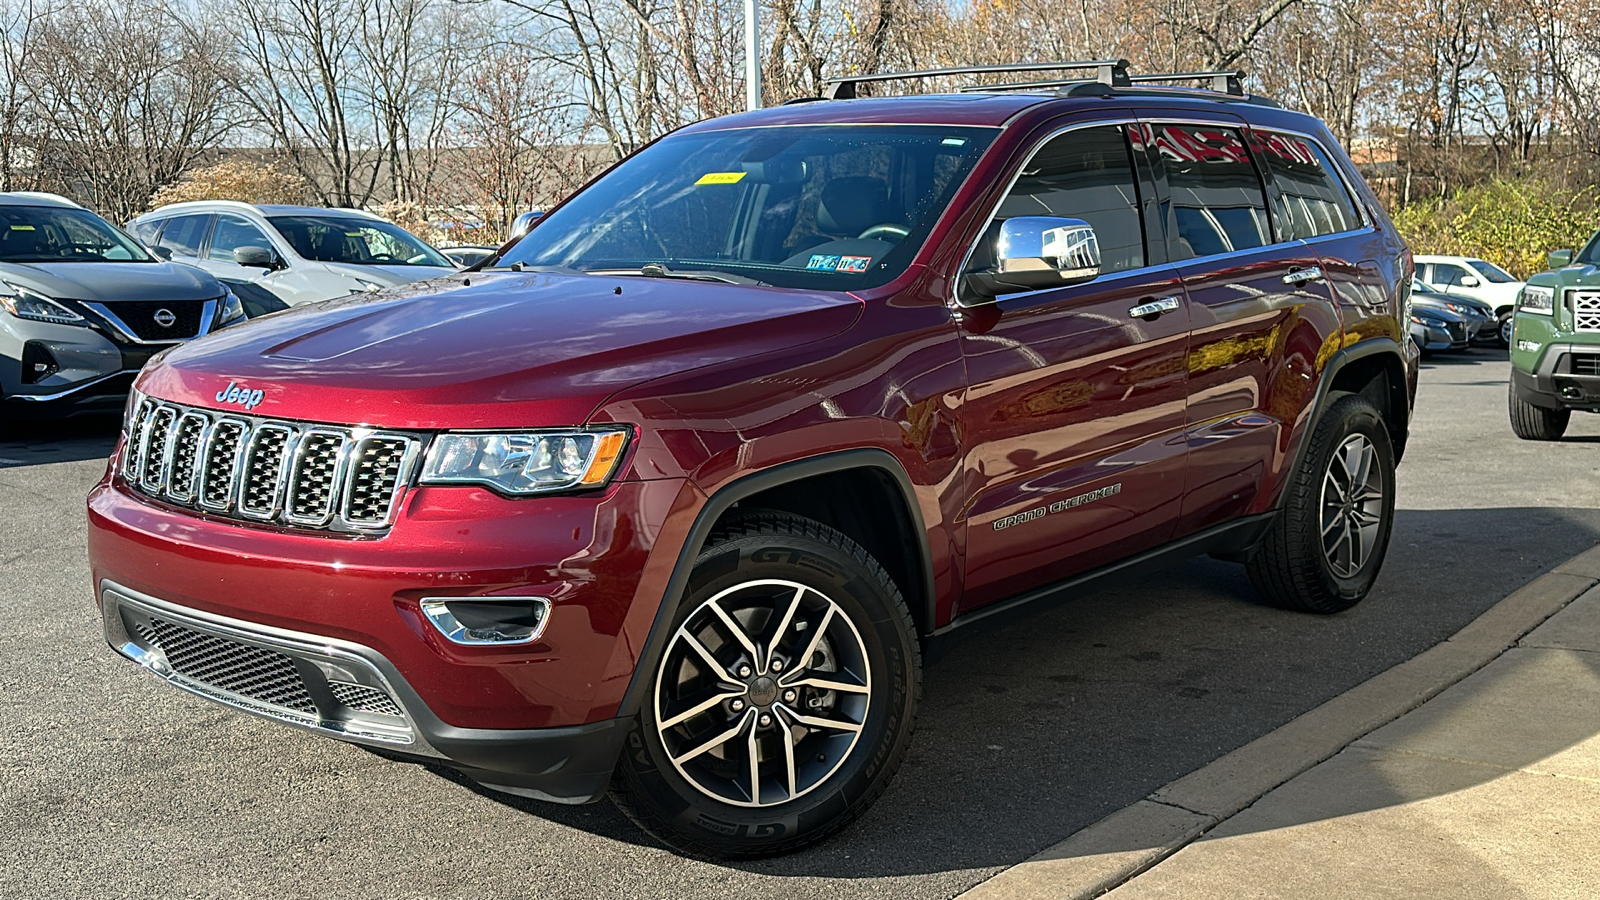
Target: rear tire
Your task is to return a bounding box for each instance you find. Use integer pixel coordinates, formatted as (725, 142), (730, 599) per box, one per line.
(1508, 382), (1569, 441)
(1247, 394), (1396, 614)
(610, 510), (920, 859)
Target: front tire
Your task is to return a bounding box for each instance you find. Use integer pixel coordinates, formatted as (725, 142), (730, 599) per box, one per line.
(1247, 394), (1396, 614)
(610, 510), (920, 859)
(1508, 382), (1569, 441)
(1497, 312), (1513, 348)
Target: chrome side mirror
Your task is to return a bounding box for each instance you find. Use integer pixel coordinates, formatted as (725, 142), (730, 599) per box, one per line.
(966, 216), (1102, 300)
(508, 210), (544, 241)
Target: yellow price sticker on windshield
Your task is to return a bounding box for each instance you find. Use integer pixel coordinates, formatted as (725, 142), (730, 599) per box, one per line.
(9, 224), (35, 231)
(695, 171), (747, 185)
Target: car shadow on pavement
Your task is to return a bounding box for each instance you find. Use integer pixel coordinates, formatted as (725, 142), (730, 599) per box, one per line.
(0, 413), (120, 467)
(390, 505), (1600, 878)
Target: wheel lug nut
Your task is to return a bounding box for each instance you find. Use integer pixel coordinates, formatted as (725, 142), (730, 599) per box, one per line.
(738, 664), (752, 678)
(759, 714), (772, 726)
(771, 660), (783, 672)
(783, 689), (796, 703)
(731, 699), (745, 711)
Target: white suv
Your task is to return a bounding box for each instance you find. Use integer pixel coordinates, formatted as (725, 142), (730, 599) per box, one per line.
(127, 202), (457, 308)
(1412, 254), (1524, 346)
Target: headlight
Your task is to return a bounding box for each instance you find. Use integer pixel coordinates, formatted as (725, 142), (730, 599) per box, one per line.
(0, 283), (84, 325)
(217, 287), (246, 326)
(123, 387), (145, 433)
(420, 428), (631, 495)
(1518, 285), (1554, 315)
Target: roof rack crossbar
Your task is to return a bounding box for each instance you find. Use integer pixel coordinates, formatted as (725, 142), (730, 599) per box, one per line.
(956, 78), (1096, 93)
(822, 59), (1130, 100)
(1125, 70), (1246, 96)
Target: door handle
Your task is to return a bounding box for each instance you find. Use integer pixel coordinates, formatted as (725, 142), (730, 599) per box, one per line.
(1129, 296), (1182, 319)
(1283, 266), (1325, 285)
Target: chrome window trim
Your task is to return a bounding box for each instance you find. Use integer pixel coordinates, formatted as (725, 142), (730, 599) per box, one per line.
(952, 115), (1144, 308)
(952, 115), (1379, 308)
(81, 298), (219, 345)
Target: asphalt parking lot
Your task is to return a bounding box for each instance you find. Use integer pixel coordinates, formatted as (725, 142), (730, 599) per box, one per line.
(4, 349), (1599, 900)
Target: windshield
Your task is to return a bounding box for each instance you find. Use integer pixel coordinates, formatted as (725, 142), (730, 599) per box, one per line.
(267, 215), (452, 267)
(1579, 232), (1600, 266)
(1467, 259), (1515, 283)
(496, 124), (997, 290)
(0, 205), (152, 263)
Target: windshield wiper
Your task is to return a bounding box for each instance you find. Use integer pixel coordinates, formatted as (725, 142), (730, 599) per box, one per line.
(593, 263), (766, 286)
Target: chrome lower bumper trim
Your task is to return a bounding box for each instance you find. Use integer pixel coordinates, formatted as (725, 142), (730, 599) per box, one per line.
(100, 581), (441, 755)
(8, 369), (140, 402)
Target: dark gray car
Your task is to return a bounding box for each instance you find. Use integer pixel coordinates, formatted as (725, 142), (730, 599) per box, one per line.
(0, 193), (242, 417)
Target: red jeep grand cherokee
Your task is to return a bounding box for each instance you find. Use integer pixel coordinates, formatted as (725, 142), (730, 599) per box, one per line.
(88, 61), (1417, 858)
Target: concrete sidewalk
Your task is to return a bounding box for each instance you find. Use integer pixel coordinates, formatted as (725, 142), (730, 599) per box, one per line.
(960, 547), (1600, 900)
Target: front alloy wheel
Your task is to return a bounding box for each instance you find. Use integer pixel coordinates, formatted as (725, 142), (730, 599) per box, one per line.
(655, 579), (871, 808)
(1320, 434), (1385, 579)
(611, 510), (920, 858)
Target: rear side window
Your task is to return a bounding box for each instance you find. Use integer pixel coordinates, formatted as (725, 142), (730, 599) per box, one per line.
(1251, 131), (1361, 240)
(157, 214), (211, 258)
(1143, 123), (1270, 260)
(990, 124), (1145, 273)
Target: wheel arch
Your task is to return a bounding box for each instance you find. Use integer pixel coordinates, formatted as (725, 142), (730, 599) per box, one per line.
(1277, 338), (1411, 511)
(616, 449), (935, 719)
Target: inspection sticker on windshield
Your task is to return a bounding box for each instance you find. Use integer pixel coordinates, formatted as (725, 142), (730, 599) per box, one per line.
(695, 171), (747, 185)
(807, 254), (841, 270)
(836, 255), (872, 273)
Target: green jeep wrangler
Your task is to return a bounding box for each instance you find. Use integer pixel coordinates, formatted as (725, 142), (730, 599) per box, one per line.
(1509, 229), (1600, 440)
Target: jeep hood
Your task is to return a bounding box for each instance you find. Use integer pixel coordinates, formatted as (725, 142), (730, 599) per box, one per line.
(0, 261), (221, 302)
(137, 271), (863, 429)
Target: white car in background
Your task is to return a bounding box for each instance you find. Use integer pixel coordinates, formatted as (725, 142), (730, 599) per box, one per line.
(127, 202), (458, 308)
(1412, 254), (1524, 346)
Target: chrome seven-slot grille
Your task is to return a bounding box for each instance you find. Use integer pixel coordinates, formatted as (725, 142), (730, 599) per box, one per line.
(123, 395), (420, 532)
(1572, 291), (1600, 333)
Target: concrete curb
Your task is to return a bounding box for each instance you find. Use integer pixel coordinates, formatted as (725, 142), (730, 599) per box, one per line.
(956, 552), (1600, 900)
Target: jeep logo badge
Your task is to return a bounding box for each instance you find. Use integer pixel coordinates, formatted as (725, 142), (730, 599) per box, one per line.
(153, 308), (176, 328)
(216, 381), (265, 411)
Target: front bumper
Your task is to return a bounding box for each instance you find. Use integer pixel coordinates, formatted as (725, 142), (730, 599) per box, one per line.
(89, 467), (698, 802)
(1410, 320), (1469, 351)
(1511, 341), (1600, 410)
(2, 314), (172, 415)
(101, 582), (630, 802)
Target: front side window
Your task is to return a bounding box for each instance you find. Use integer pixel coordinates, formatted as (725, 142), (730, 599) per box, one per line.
(1579, 233), (1600, 266)
(1142, 123), (1271, 260)
(1432, 264), (1470, 287)
(496, 124), (997, 290)
(1467, 259), (1515, 283)
(1251, 131), (1361, 240)
(980, 124), (1145, 275)
(209, 215), (273, 263)
(157, 214), (211, 259)
(268, 215), (451, 267)
(0, 205), (153, 263)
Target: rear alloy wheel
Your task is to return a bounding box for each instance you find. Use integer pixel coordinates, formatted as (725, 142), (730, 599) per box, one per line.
(1508, 382), (1569, 441)
(1498, 313), (1513, 348)
(1247, 394), (1396, 613)
(611, 511), (919, 859)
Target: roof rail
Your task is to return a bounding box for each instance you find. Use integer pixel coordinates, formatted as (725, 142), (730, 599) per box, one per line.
(821, 59), (1130, 100)
(1126, 70), (1246, 95)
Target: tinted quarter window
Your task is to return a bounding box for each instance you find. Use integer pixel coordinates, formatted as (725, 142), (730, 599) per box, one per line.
(990, 124), (1145, 273)
(157, 214), (210, 258)
(209, 215), (273, 262)
(1251, 131), (1361, 240)
(1144, 124), (1270, 259)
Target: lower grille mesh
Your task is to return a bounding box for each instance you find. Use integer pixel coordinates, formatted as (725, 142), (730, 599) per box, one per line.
(136, 617), (317, 714)
(329, 681), (404, 718)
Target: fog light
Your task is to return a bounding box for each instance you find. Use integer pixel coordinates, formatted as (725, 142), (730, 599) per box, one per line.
(420, 596), (551, 645)
(20, 341), (57, 384)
